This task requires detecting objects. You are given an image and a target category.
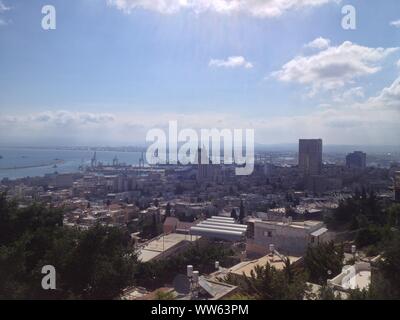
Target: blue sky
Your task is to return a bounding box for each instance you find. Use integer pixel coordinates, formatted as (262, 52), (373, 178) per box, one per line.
(0, 0), (399, 146)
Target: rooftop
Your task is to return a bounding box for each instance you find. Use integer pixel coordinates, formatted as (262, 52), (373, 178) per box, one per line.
(138, 233), (200, 262)
(229, 254), (302, 277)
(250, 218), (323, 230)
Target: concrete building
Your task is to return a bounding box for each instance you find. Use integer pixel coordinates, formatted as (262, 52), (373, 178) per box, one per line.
(346, 151), (367, 169)
(196, 147), (222, 183)
(298, 139), (323, 176)
(137, 233), (201, 263)
(246, 218), (330, 256)
(53, 173), (74, 189)
(327, 262), (371, 292)
(229, 253), (302, 278)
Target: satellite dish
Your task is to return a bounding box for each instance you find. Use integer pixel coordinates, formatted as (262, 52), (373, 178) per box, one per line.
(173, 274), (191, 295)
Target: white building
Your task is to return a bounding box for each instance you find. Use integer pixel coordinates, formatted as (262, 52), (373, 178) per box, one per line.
(246, 218), (330, 256)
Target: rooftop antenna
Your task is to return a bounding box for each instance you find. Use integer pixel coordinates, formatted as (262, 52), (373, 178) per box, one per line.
(269, 244), (275, 258)
(351, 245), (357, 261)
(139, 151), (145, 168)
(187, 265), (200, 300)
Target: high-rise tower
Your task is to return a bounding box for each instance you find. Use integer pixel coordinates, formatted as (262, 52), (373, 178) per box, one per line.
(298, 139), (323, 176)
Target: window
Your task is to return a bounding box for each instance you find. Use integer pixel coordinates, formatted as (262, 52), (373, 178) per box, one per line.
(264, 231), (273, 238)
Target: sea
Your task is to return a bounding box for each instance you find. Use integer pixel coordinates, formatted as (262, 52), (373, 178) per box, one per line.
(0, 147), (142, 180)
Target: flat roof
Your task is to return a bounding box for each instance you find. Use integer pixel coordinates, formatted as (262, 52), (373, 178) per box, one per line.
(230, 254), (302, 277)
(311, 227), (328, 237)
(138, 233), (200, 262)
(251, 219), (323, 229)
(198, 277), (237, 300)
(197, 223), (248, 233)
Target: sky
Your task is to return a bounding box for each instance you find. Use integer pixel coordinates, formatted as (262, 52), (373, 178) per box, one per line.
(0, 0), (399, 146)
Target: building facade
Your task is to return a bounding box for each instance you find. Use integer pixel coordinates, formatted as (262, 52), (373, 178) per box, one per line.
(346, 151), (367, 169)
(246, 218), (330, 256)
(298, 139), (323, 176)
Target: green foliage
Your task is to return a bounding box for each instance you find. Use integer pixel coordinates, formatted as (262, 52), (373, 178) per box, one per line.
(347, 288), (370, 300)
(304, 241), (344, 285)
(230, 209), (238, 220)
(330, 193), (399, 251)
(0, 194), (137, 299)
(139, 214), (162, 239)
(62, 225), (136, 299)
(369, 233), (400, 299)
(224, 258), (308, 300)
(331, 191), (384, 231)
(136, 240), (236, 290)
(317, 285), (340, 300)
(336, 231), (400, 300)
(355, 225), (383, 248)
(154, 289), (176, 300)
(239, 200), (245, 223)
(386, 204), (400, 228)
(226, 293), (256, 300)
(165, 202), (171, 217)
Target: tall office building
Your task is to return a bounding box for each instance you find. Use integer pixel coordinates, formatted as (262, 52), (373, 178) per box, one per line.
(196, 147), (212, 182)
(196, 147), (223, 183)
(395, 171), (400, 202)
(346, 151), (367, 169)
(298, 139), (323, 176)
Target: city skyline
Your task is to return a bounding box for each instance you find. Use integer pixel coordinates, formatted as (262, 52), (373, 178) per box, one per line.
(0, 0), (400, 146)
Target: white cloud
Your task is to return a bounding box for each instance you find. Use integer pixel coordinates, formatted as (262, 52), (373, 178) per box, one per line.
(0, 111), (116, 128)
(1, 78), (399, 147)
(397, 59), (400, 68)
(305, 37), (331, 50)
(0, 1), (10, 26)
(1, 76), (399, 146)
(344, 87), (365, 99)
(367, 77), (400, 108)
(0, 1), (10, 13)
(106, 0), (340, 18)
(272, 40), (398, 93)
(209, 56), (253, 69)
(390, 19), (400, 28)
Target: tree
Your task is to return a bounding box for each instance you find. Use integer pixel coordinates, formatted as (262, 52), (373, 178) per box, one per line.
(224, 258), (308, 300)
(228, 293), (256, 300)
(63, 224), (137, 299)
(136, 240), (236, 290)
(304, 242), (344, 285)
(317, 286), (339, 300)
(355, 225), (382, 248)
(154, 289), (176, 300)
(0, 195), (138, 300)
(331, 192), (384, 230)
(165, 202), (171, 217)
(239, 200), (245, 223)
(386, 204), (400, 228)
(371, 233), (400, 299)
(230, 209), (238, 221)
